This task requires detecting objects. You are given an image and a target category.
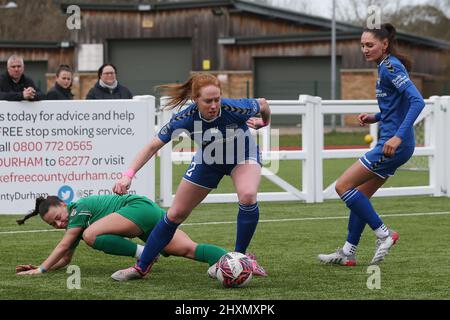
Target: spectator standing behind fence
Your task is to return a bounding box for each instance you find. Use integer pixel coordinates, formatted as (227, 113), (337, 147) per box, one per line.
(0, 54), (45, 101)
(85, 63), (133, 100)
(46, 64), (74, 100)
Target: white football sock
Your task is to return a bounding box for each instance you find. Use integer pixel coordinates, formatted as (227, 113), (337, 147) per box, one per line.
(374, 224), (389, 239)
(343, 241), (357, 256)
(135, 244), (144, 260)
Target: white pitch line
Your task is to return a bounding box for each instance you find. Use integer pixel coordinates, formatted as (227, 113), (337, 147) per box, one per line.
(1, 211), (449, 235)
(181, 211), (450, 226)
(0, 229), (63, 235)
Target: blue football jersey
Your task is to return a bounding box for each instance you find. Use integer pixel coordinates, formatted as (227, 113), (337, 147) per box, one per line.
(158, 98), (260, 146)
(376, 55), (418, 146)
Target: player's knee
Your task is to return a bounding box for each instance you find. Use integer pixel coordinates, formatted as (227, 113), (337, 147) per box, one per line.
(168, 245), (194, 259)
(185, 242), (198, 259)
(238, 191), (257, 205)
(181, 246), (195, 259)
(166, 209), (188, 224)
(82, 229), (96, 247)
(335, 180), (349, 197)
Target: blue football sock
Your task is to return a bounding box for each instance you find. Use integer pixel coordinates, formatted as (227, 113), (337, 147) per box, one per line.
(235, 203), (259, 254)
(347, 210), (366, 246)
(137, 214), (179, 272)
(341, 189), (383, 230)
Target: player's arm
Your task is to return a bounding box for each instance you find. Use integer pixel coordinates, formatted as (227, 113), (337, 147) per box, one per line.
(16, 227), (82, 275)
(113, 136), (167, 195)
(126, 136), (167, 173)
(50, 249), (76, 270)
(358, 113), (379, 126)
(383, 85), (425, 157)
(257, 98), (271, 126)
(394, 85), (425, 141)
(247, 98), (271, 130)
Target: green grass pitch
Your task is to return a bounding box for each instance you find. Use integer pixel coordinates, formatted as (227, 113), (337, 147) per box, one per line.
(1, 154), (449, 300)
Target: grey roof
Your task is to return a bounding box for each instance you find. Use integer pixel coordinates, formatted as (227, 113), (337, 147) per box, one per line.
(59, 0), (358, 31)
(58, 0), (449, 50)
(232, 0), (359, 32)
(218, 31), (450, 50)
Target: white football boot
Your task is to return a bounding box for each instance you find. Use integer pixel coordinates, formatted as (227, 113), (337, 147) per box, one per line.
(370, 230), (399, 265)
(317, 248), (357, 266)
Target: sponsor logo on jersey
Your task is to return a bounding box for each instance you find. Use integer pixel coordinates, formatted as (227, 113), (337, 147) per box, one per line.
(160, 124), (170, 136)
(376, 89), (387, 98)
(392, 75), (409, 89)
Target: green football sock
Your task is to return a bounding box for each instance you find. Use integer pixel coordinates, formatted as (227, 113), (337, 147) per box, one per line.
(92, 234), (137, 257)
(194, 243), (227, 266)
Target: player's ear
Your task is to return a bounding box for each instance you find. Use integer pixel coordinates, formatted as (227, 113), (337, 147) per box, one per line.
(382, 39), (389, 53)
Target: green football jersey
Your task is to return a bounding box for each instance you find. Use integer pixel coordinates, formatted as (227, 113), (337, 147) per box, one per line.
(67, 194), (152, 230)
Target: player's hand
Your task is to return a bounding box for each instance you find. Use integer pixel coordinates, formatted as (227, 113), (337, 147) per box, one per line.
(16, 268), (42, 276)
(358, 113), (377, 126)
(15, 264), (38, 273)
(112, 176), (132, 195)
(383, 136), (402, 157)
(246, 117), (269, 130)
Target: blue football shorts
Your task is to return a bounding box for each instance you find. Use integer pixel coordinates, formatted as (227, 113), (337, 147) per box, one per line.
(182, 145), (262, 189)
(359, 141), (415, 179)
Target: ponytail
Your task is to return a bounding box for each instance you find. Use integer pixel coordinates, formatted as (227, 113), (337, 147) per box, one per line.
(364, 23), (412, 72)
(156, 73), (221, 111)
(156, 77), (195, 111)
(16, 196), (63, 225)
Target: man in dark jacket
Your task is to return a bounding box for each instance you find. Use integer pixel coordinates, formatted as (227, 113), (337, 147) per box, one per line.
(46, 64), (74, 100)
(85, 63), (133, 99)
(0, 55), (45, 101)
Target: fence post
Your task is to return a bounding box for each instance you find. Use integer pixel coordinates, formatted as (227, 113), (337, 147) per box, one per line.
(428, 96), (444, 196)
(159, 98), (173, 207)
(441, 96), (450, 197)
(133, 95), (156, 201)
(369, 122), (378, 148)
(300, 95), (319, 203)
(313, 96), (323, 203)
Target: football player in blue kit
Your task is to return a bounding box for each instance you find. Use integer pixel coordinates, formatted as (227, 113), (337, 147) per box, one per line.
(318, 23), (425, 266)
(112, 73), (271, 280)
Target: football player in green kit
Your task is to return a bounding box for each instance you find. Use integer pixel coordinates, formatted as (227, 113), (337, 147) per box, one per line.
(15, 194), (227, 281)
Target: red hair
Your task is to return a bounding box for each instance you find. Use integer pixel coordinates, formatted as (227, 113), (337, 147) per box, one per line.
(156, 73), (221, 110)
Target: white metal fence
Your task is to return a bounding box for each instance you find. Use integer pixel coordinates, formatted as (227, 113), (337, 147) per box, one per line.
(316, 96), (444, 201)
(157, 95), (450, 206)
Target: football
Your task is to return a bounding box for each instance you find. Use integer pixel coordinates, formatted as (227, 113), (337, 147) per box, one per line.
(364, 134), (374, 144)
(216, 252), (253, 288)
